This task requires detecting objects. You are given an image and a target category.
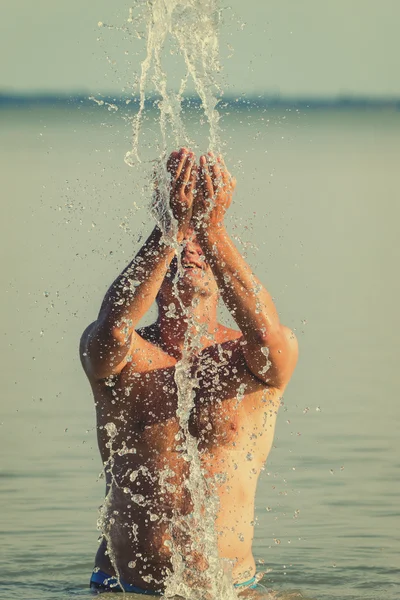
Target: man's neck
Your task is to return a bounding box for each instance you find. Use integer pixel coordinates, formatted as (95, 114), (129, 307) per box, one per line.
(156, 296), (219, 359)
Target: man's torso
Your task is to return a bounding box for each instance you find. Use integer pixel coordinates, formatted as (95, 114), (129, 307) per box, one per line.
(88, 325), (281, 589)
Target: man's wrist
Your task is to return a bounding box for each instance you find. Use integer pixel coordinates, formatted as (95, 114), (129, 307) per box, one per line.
(196, 223), (227, 245)
(151, 226), (180, 259)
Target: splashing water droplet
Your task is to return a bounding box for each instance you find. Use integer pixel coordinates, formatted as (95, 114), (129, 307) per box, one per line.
(149, 513), (159, 522)
(105, 422), (117, 438)
(95, 3), (250, 598)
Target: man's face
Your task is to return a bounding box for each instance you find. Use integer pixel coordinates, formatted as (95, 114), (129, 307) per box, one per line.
(159, 228), (218, 303)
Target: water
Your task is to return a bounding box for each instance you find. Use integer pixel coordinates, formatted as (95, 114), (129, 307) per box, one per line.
(1, 105), (399, 600)
(120, 0), (221, 167)
(114, 3), (238, 596)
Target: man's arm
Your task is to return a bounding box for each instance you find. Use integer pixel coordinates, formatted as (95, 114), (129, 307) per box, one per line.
(80, 226), (177, 380)
(80, 148), (197, 380)
(195, 153), (298, 389)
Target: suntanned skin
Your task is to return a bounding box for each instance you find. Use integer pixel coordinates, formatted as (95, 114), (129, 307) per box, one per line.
(80, 148), (298, 593)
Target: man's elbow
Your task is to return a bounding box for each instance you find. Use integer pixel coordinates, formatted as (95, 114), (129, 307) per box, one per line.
(282, 326), (299, 359)
(259, 326), (299, 386)
(254, 323), (289, 349)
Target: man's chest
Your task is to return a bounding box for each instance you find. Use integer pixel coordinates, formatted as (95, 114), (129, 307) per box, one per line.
(100, 341), (271, 449)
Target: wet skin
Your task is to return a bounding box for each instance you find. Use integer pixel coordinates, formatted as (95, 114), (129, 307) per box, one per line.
(80, 149), (298, 592)
(89, 325), (281, 590)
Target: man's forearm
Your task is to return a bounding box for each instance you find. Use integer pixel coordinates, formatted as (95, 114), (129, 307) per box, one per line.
(98, 227), (175, 338)
(197, 226), (281, 344)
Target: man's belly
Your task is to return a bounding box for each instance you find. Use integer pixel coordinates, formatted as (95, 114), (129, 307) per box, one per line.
(95, 447), (260, 589)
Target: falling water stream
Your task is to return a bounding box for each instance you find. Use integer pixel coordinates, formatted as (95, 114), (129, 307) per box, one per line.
(96, 2), (251, 599)
(123, 0), (221, 168)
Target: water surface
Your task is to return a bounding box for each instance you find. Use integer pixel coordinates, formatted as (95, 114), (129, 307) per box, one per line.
(1, 106), (399, 600)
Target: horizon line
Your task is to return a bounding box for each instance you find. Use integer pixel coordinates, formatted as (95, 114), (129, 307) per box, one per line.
(1, 91), (399, 110)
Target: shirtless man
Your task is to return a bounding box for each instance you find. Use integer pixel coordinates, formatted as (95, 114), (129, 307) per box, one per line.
(80, 148), (298, 595)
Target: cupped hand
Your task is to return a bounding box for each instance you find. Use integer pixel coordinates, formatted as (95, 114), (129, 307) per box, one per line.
(192, 152), (236, 233)
(167, 147), (197, 237)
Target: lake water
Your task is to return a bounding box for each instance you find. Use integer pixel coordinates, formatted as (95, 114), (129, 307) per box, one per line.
(0, 106), (399, 600)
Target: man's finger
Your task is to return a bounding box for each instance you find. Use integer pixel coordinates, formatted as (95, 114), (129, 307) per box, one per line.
(187, 165), (197, 193)
(220, 160), (230, 186)
(219, 156), (235, 190)
(173, 147), (189, 182)
(200, 155), (214, 199)
(179, 152), (195, 187)
(167, 151), (180, 175)
(208, 151), (221, 184)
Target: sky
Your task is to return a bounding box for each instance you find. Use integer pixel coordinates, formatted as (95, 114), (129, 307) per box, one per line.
(0, 0), (399, 98)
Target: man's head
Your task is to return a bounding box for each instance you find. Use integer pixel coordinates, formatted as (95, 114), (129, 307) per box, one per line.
(156, 227), (219, 310)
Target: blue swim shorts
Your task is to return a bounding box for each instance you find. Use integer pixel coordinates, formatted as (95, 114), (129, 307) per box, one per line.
(90, 568), (260, 595)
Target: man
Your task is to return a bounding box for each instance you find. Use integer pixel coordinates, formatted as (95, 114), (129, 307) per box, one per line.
(80, 148), (298, 595)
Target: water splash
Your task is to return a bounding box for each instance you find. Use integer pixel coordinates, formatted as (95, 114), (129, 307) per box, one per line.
(124, 0), (222, 167)
(95, 2), (247, 598)
(96, 422), (124, 592)
(165, 323), (230, 599)
(123, 0), (223, 247)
